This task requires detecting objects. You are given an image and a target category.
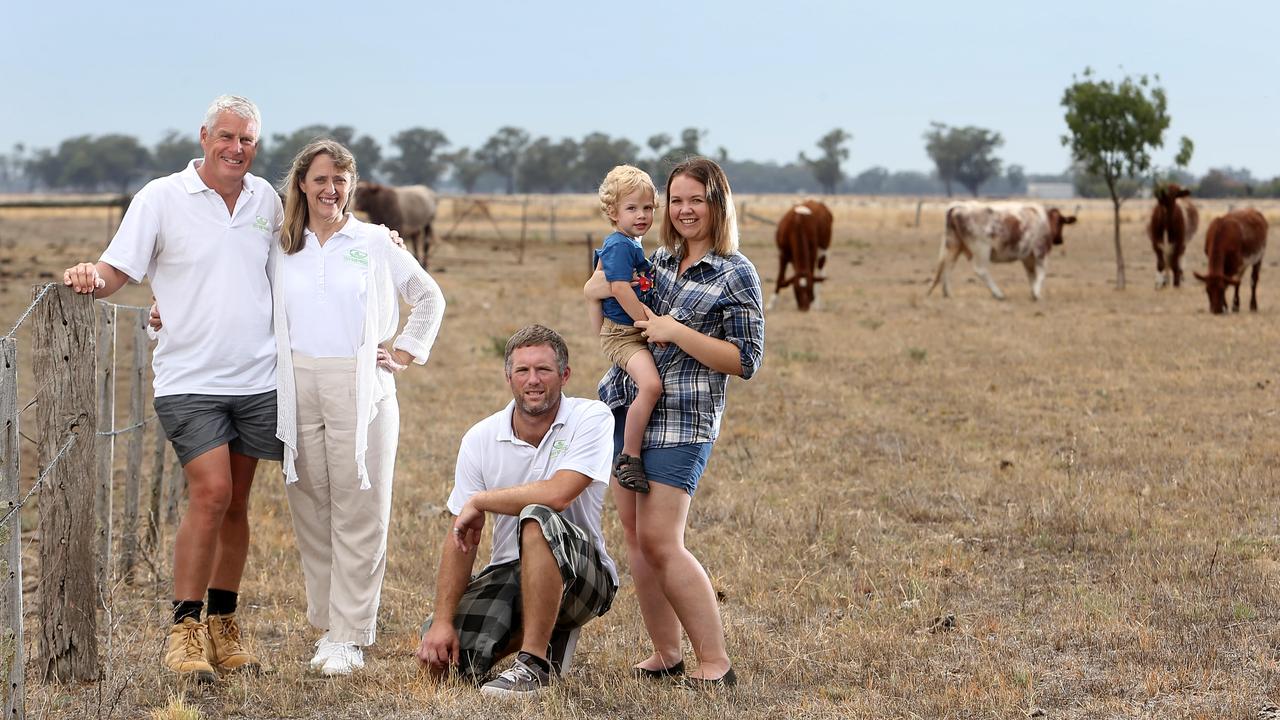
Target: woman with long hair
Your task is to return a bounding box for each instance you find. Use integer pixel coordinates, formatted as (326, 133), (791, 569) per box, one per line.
(274, 139), (445, 675)
(587, 156), (765, 686)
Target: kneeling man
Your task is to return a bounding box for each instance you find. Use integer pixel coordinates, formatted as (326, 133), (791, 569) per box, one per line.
(416, 325), (617, 698)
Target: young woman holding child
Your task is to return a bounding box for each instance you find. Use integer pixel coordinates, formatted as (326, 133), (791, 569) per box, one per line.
(588, 156), (765, 686)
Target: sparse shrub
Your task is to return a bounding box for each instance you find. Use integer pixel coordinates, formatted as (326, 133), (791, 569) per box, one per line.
(150, 695), (202, 720)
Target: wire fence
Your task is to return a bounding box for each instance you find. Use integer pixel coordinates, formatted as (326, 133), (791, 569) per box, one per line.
(0, 281), (179, 712)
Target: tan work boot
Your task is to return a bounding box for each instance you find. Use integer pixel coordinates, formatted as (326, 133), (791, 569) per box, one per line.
(207, 613), (261, 674)
(164, 618), (216, 684)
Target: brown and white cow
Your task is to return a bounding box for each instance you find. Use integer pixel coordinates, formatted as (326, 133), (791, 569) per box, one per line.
(1194, 208), (1268, 314)
(354, 181), (437, 267)
(769, 199), (833, 311)
(1147, 183), (1199, 289)
(927, 202), (1076, 301)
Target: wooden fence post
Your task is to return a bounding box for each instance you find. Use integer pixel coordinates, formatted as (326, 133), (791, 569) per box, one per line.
(94, 302), (115, 602)
(145, 418), (166, 554)
(118, 309), (146, 584)
(549, 197), (557, 244)
(1, 338), (24, 718)
(518, 197), (529, 266)
(164, 447), (184, 527)
(33, 285), (99, 682)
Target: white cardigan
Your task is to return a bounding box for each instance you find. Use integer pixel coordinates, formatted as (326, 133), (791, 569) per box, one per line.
(272, 217), (445, 488)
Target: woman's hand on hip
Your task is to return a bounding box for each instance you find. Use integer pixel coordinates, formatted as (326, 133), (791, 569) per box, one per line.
(377, 347), (411, 372)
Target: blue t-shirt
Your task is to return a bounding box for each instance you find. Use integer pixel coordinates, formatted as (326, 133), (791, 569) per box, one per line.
(594, 231), (654, 326)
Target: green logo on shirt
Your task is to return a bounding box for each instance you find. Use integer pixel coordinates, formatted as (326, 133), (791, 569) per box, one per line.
(550, 440), (568, 459)
(346, 249), (369, 266)
(253, 216), (270, 234)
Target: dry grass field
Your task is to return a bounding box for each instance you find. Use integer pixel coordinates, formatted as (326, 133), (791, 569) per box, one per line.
(3, 193), (1280, 719)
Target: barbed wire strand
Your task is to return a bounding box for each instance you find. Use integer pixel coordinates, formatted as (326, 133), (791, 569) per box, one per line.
(3, 282), (56, 339)
(4, 282), (155, 341)
(97, 414), (155, 437)
(0, 432), (77, 529)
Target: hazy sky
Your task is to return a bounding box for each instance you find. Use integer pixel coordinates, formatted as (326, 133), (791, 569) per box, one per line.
(4, 1), (1276, 178)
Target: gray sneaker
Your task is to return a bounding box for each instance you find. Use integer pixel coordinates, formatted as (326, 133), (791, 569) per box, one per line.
(480, 653), (551, 698)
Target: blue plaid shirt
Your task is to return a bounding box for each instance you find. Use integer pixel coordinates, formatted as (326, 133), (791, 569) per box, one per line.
(597, 246), (765, 447)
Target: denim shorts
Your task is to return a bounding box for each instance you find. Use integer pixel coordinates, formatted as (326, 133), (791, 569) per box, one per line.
(611, 407), (712, 496)
(154, 390), (283, 466)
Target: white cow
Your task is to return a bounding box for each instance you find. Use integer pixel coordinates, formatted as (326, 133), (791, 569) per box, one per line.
(927, 202), (1077, 301)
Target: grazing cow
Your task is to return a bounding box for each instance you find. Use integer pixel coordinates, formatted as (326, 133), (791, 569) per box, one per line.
(927, 202), (1077, 301)
(1147, 183), (1200, 289)
(1194, 209), (1268, 314)
(354, 182), (437, 267)
(769, 200), (833, 311)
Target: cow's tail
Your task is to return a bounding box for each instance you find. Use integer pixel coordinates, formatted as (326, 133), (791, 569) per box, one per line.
(927, 207), (958, 295)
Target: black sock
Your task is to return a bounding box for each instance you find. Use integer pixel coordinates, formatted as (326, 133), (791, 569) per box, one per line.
(173, 600), (203, 625)
(206, 588), (238, 617)
(517, 651), (550, 675)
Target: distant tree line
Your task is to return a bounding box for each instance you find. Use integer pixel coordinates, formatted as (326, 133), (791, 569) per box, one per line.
(1, 120), (1276, 199)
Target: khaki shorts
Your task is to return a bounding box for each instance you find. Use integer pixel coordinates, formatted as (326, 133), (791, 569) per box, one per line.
(600, 318), (649, 368)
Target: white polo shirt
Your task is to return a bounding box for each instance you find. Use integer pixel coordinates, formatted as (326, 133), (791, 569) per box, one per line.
(448, 395), (618, 585)
(101, 160), (280, 397)
(279, 215), (369, 359)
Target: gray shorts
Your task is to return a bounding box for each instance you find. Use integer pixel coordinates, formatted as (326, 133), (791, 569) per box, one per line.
(154, 390), (283, 466)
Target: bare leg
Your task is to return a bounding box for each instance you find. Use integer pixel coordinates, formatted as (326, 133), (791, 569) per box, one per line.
(635, 484), (730, 680)
(207, 451), (257, 592)
(517, 518), (561, 659)
(621, 351), (661, 458)
(612, 481), (683, 671)
(174, 446), (235, 600)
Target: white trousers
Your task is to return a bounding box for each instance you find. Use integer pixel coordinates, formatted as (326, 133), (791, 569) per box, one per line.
(285, 354), (398, 645)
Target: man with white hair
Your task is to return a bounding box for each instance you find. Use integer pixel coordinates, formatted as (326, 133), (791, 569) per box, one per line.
(64, 95), (279, 683)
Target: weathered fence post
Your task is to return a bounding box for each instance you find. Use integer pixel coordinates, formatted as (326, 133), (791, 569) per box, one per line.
(518, 197), (529, 266)
(1, 338), (24, 718)
(33, 285), (99, 682)
(164, 447), (184, 527)
(94, 302), (115, 601)
(549, 197), (557, 244)
(118, 309), (146, 584)
(145, 419), (166, 554)
(915, 199), (925, 228)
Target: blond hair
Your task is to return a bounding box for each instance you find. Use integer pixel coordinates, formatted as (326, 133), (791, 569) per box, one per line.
(597, 165), (657, 224)
(279, 139), (359, 255)
(660, 156), (739, 256)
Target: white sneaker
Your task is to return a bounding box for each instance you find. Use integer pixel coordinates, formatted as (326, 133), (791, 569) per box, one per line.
(320, 642), (364, 676)
(310, 636), (342, 670)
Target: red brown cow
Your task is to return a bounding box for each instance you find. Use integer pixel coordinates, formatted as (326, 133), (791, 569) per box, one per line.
(1147, 183), (1199, 289)
(354, 181), (437, 267)
(928, 202), (1076, 301)
(768, 200), (833, 311)
(1194, 209), (1268, 314)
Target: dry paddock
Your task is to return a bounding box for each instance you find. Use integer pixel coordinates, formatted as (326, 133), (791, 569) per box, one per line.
(2, 195), (1280, 719)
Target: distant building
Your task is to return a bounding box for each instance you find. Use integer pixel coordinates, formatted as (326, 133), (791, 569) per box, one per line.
(1026, 182), (1075, 199)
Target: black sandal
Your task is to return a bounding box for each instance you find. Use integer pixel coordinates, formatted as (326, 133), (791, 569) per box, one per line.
(632, 660), (685, 680)
(614, 453), (650, 494)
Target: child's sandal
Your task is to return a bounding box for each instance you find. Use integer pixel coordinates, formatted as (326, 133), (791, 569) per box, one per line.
(614, 453), (651, 494)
